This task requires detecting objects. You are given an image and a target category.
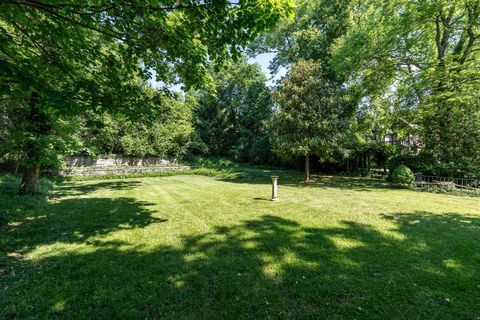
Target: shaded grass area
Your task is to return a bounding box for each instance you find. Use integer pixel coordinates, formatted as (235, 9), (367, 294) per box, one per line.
(1, 167), (479, 319)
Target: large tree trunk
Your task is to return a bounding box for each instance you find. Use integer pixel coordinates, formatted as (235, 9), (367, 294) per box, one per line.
(304, 153), (310, 182)
(18, 92), (50, 195)
(20, 164), (41, 195)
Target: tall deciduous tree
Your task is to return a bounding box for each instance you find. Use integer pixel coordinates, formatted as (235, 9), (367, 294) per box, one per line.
(271, 60), (353, 181)
(332, 0), (480, 164)
(0, 0), (292, 193)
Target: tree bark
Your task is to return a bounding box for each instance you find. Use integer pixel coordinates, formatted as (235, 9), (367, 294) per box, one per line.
(18, 91), (49, 195)
(19, 164), (40, 195)
(304, 153), (310, 182)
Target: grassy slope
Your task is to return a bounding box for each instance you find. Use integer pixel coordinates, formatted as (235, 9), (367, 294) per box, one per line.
(1, 167), (479, 319)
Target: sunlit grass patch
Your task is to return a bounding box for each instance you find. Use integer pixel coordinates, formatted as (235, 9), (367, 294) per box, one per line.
(1, 165), (479, 319)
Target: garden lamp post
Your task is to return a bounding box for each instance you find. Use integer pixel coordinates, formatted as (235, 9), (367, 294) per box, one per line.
(271, 176), (279, 201)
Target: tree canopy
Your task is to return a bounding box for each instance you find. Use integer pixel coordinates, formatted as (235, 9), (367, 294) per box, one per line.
(0, 0), (293, 193)
(332, 0), (480, 163)
(1, 0), (293, 111)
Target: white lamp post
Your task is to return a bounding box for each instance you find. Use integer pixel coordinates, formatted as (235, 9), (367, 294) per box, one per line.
(271, 176), (279, 201)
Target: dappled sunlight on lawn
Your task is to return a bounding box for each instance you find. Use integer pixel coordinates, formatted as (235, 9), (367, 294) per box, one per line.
(1, 176), (480, 318)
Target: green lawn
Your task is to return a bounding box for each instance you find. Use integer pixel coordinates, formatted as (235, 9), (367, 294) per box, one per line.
(1, 167), (480, 319)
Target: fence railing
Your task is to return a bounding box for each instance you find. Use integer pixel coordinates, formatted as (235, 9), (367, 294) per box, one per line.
(414, 173), (480, 189)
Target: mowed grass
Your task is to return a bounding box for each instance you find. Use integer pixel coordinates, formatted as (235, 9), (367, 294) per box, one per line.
(1, 167), (480, 319)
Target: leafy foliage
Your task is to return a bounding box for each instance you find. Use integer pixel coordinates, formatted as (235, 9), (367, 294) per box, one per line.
(387, 153), (480, 179)
(332, 0), (480, 164)
(3, 0), (480, 186)
(72, 94), (195, 159)
(251, 0), (354, 79)
(392, 165), (414, 188)
(192, 59), (274, 163)
(271, 60), (353, 162)
(256, 0), (480, 176)
(1, 0), (293, 99)
(387, 154), (422, 180)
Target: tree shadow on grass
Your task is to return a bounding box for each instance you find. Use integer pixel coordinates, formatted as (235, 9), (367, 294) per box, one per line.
(0, 179), (146, 231)
(2, 212), (480, 319)
(296, 175), (391, 191)
(221, 171), (391, 192)
(1, 197), (165, 255)
(202, 162), (391, 192)
(0, 181), (166, 278)
(50, 180), (144, 198)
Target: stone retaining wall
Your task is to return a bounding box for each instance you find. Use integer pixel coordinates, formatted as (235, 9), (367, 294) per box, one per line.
(65, 156), (173, 167)
(51, 166), (192, 176)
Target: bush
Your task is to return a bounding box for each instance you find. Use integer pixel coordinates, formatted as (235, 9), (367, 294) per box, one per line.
(392, 165), (414, 188)
(386, 153), (422, 180)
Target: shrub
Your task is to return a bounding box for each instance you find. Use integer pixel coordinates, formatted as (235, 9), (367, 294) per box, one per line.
(392, 165), (414, 188)
(386, 153), (422, 180)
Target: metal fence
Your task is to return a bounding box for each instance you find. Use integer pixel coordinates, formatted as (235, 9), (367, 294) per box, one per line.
(414, 173), (480, 190)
